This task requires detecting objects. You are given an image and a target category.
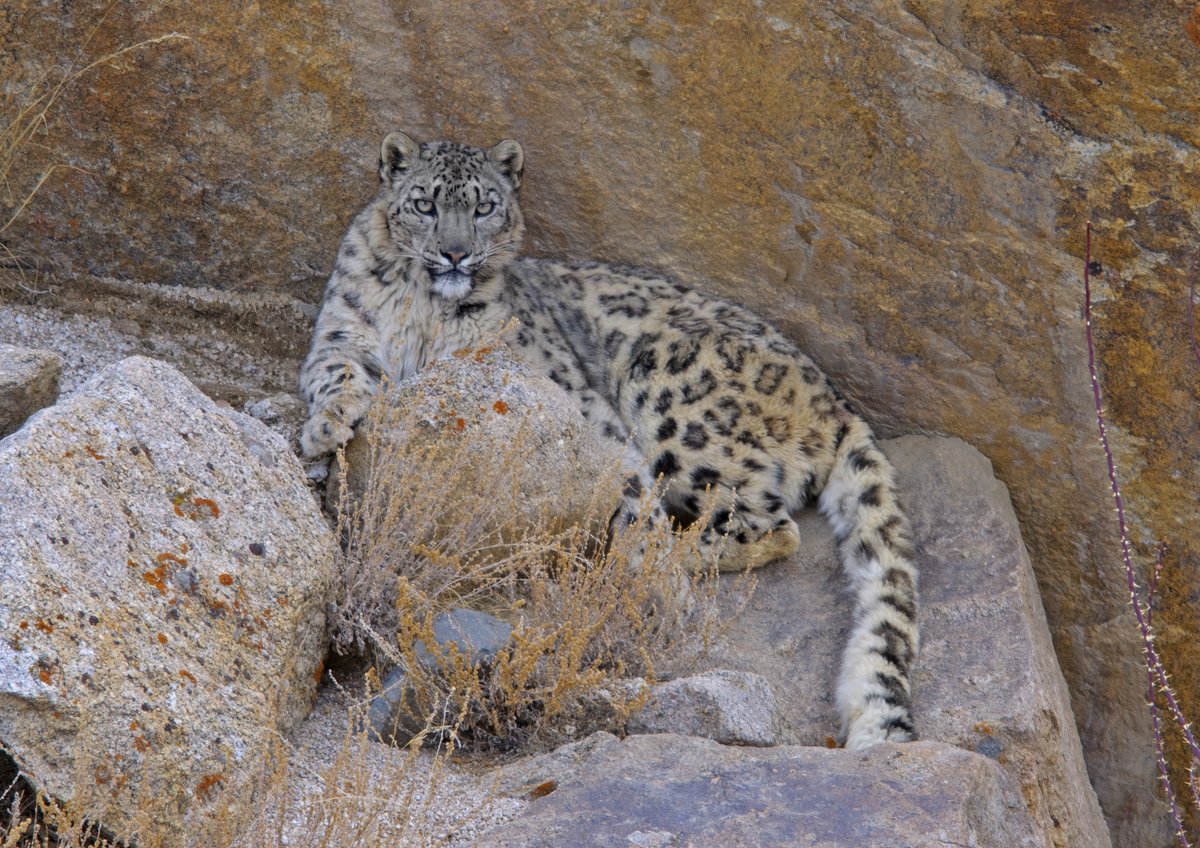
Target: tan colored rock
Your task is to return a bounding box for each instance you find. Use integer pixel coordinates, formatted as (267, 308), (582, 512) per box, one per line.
(0, 343), (62, 437)
(333, 344), (627, 543)
(2, 3), (1195, 842)
(0, 357), (337, 844)
(701, 436), (1112, 848)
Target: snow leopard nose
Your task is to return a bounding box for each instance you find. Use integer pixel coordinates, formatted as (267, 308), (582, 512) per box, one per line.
(442, 249), (469, 268)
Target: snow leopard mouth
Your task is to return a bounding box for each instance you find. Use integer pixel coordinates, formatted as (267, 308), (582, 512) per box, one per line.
(429, 268), (473, 300)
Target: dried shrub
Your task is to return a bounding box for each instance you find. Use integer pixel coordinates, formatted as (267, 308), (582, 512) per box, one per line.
(329, 357), (741, 752)
(2, 705), (500, 848)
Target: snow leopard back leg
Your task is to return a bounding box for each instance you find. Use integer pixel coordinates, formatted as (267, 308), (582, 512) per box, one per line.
(818, 414), (919, 749)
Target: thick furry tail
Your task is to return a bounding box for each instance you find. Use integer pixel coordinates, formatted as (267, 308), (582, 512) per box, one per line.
(818, 416), (919, 749)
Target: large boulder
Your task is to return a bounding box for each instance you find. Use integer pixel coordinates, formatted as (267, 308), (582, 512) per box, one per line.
(0, 343), (62, 438)
(0, 356), (337, 843)
(334, 344), (627, 543)
(484, 734), (1044, 847)
(699, 435), (1112, 847)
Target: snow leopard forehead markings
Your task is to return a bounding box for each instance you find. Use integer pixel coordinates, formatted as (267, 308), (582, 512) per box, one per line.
(403, 143), (502, 207)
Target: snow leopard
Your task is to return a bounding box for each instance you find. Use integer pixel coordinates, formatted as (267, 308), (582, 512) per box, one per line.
(298, 131), (919, 749)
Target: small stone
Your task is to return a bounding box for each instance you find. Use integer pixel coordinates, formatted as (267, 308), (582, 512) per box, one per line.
(414, 608), (514, 670)
(627, 670), (783, 747)
(368, 609), (515, 746)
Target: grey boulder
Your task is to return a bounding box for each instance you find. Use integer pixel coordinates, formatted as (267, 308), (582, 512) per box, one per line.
(0, 356), (337, 845)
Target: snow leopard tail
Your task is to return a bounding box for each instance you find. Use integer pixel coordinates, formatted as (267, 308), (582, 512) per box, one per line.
(818, 414), (919, 749)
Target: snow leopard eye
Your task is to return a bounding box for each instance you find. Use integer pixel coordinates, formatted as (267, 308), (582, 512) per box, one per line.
(475, 201), (496, 217)
(414, 198), (435, 215)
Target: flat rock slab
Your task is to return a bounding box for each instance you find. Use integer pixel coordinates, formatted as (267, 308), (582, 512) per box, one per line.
(700, 435), (1109, 848)
(0, 343), (62, 438)
(0, 356), (337, 844)
(483, 734), (1042, 847)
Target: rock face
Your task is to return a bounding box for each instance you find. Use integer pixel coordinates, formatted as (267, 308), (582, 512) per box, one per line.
(0, 343), (62, 437)
(0, 357), (337, 843)
(2, 3), (1195, 841)
(701, 435), (1111, 848)
(484, 734), (1044, 848)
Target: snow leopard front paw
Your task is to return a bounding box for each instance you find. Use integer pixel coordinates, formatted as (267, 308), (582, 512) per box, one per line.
(300, 409), (355, 458)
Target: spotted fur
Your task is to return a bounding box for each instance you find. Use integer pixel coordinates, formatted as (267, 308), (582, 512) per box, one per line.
(299, 132), (919, 749)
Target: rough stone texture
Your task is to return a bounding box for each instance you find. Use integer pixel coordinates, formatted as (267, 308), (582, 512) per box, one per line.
(0, 356), (337, 843)
(627, 670), (784, 748)
(0, 343), (62, 438)
(334, 345), (627, 540)
(242, 391), (306, 452)
(483, 734), (1044, 847)
(2, 3), (1196, 841)
(700, 436), (1111, 848)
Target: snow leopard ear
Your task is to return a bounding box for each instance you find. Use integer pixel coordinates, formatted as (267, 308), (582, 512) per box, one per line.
(380, 131), (419, 184)
(487, 139), (524, 190)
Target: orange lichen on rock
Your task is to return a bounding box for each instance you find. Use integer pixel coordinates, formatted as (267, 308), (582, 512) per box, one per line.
(1187, 3), (1200, 47)
(84, 444), (106, 460)
(195, 772), (224, 803)
(143, 567), (167, 594)
(192, 497), (220, 518)
(156, 552), (187, 566)
(528, 780), (558, 799)
(33, 618), (53, 634)
(493, 399), (509, 415)
(178, 668), (197, 684)
(217, 573), (234, 586)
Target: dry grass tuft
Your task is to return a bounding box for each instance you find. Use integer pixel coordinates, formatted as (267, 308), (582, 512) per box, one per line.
(2, 710), (503, 848)
(330, 368), (741, 752)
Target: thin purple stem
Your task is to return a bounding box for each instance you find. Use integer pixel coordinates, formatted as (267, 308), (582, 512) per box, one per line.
(1085, 222), (1200, 845)
(1146, 541), (1184, 838)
